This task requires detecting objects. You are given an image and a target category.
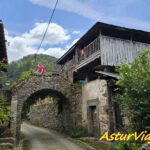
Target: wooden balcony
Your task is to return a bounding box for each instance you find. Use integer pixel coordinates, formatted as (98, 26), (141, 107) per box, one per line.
(74, 33), (150, 72)
(75, 50), (100, 71)
(75, 36), (100, 71)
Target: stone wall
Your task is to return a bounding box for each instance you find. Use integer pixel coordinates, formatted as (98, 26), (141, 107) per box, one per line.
(29, 102), (63, 131)
(82, 79), (115, 135)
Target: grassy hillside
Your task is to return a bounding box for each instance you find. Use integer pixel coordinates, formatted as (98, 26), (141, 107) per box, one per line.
(7, 54), (59, 83)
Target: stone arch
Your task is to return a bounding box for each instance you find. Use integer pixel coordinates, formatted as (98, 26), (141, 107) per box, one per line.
(21, 88), (68, 117)
(21, 88), (68, 127)
(11, 75), (82, 138)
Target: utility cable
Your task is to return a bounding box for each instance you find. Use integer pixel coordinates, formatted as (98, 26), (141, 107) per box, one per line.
(35, 0), (59, 63)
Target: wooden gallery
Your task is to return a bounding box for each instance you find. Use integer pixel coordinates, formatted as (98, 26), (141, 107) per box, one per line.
(57, 22), (150, 137)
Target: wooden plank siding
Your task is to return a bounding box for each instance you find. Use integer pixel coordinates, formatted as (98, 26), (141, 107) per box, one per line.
(100, 35), (150, 66)
(59, 32), (150, 81)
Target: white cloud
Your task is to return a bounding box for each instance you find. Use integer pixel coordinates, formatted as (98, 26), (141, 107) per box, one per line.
(38, 38), (79, 59)
(37, 47), (67, 58)
(5, 22), (71, 62)
(29, 0), (150, 31)
(21, 22), (70, 46)
(72, 30), (80, 35)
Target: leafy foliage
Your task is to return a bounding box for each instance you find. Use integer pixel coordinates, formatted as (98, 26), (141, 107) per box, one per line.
(0, 59), (10, 125)
(18, 69), (34, 82)
(115, 50), (150, 131)
(0, 108), (9, 122)
(112, 126), (142, 149)
(0, 94), (10, 110)
(0, 71), (7, 88)
(112, 141), (141, 150)
(70, 126), (88, 138)
(8, 69), (34, 89)
(0, 59), (8, 72)
(0, 76), (10, 123)
(0, 145), (8, 150)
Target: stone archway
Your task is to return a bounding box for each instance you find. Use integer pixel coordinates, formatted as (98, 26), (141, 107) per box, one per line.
(11, 75), (82, 138)
(22, 88), (68, 130)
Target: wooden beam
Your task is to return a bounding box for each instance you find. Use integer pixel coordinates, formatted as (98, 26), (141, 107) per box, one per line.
(95, 71), (121, 79)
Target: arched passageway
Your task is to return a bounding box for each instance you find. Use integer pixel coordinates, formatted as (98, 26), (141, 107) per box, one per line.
(11, 75), (82, 138)
(21, 88), (68, 131)
(21, 89), (67, 119)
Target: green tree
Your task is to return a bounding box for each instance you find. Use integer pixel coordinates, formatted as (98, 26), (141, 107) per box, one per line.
(0, 108), (9, 122)
(115, 50), (150, 131)
(0, 63), (10, 123)
(0, 74), (9, 123)
(0, 61), (7, 72)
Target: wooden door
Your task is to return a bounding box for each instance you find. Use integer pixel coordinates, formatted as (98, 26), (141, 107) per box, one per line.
(90, 106), (98, 136)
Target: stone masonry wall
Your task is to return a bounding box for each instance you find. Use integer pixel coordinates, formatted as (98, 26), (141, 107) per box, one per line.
(82, 79), (114, 135)
(11, 75), (82, 138)
(29, 103), (63, 131)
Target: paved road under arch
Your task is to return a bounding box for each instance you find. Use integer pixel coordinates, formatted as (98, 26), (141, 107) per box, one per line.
(21, 123), (85, 150)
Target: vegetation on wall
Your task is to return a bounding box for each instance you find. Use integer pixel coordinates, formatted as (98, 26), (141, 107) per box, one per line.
(32, 97), (55, 107)
(0, 109), (8, 122)
(0, 90), (11, 124)
(9, 68), (34, 89)
(0, 64), (9, 124)
(0, 82), (11, 124)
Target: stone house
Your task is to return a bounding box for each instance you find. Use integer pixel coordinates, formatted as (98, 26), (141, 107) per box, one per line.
(57, 22), (150, 137)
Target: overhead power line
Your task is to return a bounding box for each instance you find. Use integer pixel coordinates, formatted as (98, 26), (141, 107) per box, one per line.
(35, 0), (59, 62)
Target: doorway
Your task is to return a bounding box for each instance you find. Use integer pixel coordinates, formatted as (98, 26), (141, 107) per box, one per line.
(90, 106), (97, 136)
(87, 100), (100, 137)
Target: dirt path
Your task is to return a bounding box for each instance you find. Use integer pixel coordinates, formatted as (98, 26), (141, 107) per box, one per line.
(21, 123), (85, 150)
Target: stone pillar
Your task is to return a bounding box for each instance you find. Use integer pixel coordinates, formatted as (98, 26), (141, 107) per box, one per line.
(11, 96), (18, 138)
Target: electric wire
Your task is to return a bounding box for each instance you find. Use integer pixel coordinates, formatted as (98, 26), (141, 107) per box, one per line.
(35, 0), (59, 63)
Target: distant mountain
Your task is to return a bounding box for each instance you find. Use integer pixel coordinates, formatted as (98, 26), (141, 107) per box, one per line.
(7, 54), (59, 82)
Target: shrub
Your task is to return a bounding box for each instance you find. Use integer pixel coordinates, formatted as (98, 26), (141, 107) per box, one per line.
(0, 108), (9, 123)
(70, 126), (88, 138)
(112, 141), (141, 150)
(115, 50), (150, 131)
(112, 125), (142, 150)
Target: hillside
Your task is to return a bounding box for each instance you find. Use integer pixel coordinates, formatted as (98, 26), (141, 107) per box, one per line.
(7, 54), (59, 82)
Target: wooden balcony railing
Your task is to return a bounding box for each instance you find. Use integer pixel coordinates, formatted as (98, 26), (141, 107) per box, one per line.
(78, 36), (100, 62)
(74, 36), (101, 71)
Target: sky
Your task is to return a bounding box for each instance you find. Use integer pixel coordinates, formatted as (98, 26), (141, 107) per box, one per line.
(1, 0), (150, 62)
